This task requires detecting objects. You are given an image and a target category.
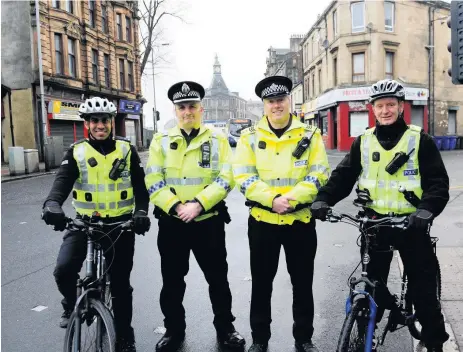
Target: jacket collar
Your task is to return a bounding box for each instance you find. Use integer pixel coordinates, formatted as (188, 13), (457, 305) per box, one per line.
(256, 114), (306, 134)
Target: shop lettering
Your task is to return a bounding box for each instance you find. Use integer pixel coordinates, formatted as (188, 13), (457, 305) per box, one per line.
(348, 101), (367, 111)
(61, 102), (80, 109)
(343, 88), (370, 97)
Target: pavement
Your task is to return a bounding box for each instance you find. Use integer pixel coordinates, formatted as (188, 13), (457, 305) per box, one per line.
(1, 149), (462, 352)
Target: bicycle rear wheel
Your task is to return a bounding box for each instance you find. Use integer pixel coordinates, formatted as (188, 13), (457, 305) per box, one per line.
(63, 297), (116, 352)
(337, 299), (371, 352)
(406, 256), (442, 341)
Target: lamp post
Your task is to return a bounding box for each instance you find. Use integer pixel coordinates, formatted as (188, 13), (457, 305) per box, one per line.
(151, 43), (169, 133)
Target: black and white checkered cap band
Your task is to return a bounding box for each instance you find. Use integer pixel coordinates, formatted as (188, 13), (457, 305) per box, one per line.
(261, 83), (289, 98)
(172, 90), (201, 103)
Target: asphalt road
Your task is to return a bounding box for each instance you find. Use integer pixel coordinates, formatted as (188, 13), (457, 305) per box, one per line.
(3, 150), (461, 352)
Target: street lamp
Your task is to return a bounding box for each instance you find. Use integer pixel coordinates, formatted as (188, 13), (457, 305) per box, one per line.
(151, 43), (170, 133)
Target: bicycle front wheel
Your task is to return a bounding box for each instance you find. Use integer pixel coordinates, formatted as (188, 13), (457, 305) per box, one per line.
(337, 299), (370, 352)
(63, 297), (116, 352)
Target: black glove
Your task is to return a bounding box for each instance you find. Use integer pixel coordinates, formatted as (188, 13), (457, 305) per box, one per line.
(310, 201), (331, 221)
(133, 210), (151, 235)
(408, 209), (434, 231)
(41, 201), (67, 231)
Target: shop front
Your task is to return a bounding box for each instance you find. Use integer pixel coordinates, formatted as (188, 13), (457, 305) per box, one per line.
(47, 99), (86, 150)
(117, 99), (142, 147)
(307, 86), (428, 151)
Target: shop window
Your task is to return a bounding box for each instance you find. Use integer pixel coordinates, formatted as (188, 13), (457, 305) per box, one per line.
(349, 111), (369, 137)
(321, 115), (328, 135)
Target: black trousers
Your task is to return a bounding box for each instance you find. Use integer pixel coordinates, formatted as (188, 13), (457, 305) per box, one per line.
(364, 226), (449, 345)
(157, 215), (236, 334)
(53, 227), (135, 337)
(248, 216), (317, 344)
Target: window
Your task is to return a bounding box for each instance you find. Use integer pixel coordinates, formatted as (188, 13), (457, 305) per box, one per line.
(65, 0), (73, 13)
(351, 2), (365, 33)
(333, 9), (338, 37)
(52, 0), (60, 9)
(119, 59), (125, 89)
(104, 54), (110, 87)
(54, 34), (63, 74)
(350, 112), (369, 137)
(385, 51), (394, 79)
(68, 38), (76, 77)
(312, 73), (315, 97)
(92, 49), (99, 83)
(385, 1), (394, 32)
(318, 67), (322, 94)
(128, 61), (134, 91)
(89, 0), (96, 28)
(448, 110), (457, 134)
(126, 16), (132, 43)
(102, 5), (109, 34)
(321, 115), (328, 135)
(333, 57), (338, 85)
(116, 14), (122, 40)
(352, 53), (365, 82)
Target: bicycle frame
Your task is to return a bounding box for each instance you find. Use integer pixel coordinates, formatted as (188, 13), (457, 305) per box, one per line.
(73, 230), (108, 352)
(344, 223), (382, 352)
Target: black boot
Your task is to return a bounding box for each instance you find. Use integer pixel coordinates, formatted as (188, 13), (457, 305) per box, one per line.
(247, 343), (268, 352)
(59, 309), (72, 329)
(217, 330), (246, 349)
(155, 332), (185, 352)
(425, 343), (444, 352)
(295, 340), (319, 352)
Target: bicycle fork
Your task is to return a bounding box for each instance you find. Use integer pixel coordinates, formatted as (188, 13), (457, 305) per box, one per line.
(346, 293), (378, 352)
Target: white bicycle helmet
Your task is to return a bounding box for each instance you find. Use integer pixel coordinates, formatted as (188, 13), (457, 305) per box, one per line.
(369, 79), (405, 103)
(78, 97), (117, 117)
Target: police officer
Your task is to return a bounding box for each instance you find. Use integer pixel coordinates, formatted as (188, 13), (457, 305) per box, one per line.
(311, 79), (450, 352)
(42, 97), (151, 352)
(233, 76), (329, 352)
(145, 81), (245, 351)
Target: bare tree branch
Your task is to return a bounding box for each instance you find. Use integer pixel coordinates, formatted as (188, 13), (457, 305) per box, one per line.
(138, 0), (185, 75)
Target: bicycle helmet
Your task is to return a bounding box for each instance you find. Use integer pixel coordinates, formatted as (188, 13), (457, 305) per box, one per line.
(78, 97), (117, 118)
(369, 79), (405, 103)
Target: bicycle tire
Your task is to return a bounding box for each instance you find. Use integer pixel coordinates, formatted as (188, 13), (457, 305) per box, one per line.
(63, 298), (116, 352)
(406, 256), (442, 341)
(337, 299), (370, 352)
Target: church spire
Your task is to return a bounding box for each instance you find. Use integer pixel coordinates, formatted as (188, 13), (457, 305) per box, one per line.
(213, 53), (221, 74)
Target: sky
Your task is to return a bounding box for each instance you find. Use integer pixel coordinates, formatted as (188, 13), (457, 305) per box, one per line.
(140, 0), (333, 131)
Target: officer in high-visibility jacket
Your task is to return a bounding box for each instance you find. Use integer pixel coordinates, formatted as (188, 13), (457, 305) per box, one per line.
(233, 76), (329, 352)
(145, 81), (245, 352)
(311, 79), (450, 351)
(41, 97), (151, 352)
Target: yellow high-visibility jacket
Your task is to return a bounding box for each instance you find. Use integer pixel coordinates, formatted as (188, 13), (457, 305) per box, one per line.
(145, 125), (234, 221)
(233, 116), (330, 225)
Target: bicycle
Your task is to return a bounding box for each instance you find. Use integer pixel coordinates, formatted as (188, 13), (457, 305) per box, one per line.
(61, 215), (133, 352)
(327, 204), (441, 352)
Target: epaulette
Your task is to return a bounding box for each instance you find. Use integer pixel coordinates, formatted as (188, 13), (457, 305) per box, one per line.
(408, 125), (422, 133)
(115, 136), (131, 143)
(70, 138), (88, 147)
(364, 127), (376, 136)
(241, 125), (256, 135)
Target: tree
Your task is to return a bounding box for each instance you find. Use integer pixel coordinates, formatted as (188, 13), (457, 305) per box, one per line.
(138, 0), (185, 75)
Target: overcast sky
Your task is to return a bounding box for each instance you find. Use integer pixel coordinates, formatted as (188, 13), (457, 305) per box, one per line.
(140, 0), (333, 131)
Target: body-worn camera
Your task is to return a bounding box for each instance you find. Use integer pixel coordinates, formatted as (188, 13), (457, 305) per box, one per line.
(385, 148), (415, 175)
(200, 142), (211, 168)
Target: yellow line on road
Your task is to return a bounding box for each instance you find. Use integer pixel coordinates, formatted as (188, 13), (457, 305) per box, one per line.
(450, 185), (463, 190)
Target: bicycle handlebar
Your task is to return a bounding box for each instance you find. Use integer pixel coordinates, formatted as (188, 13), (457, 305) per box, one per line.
(326, 210), (409, 230)
(65, 217), (133, 232)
